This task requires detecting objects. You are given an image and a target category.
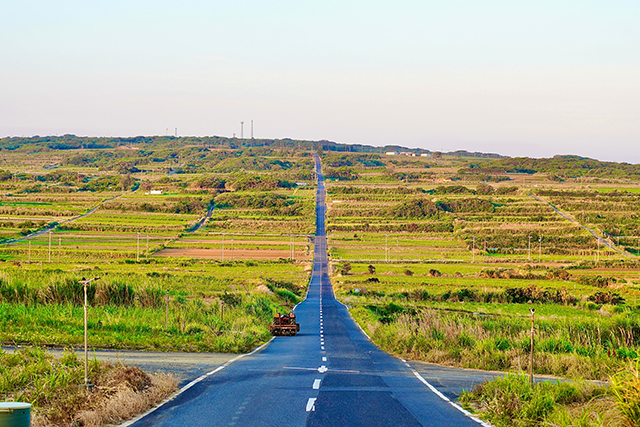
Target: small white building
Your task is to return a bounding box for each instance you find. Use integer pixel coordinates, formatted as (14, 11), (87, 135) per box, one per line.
(385, 151), (399, 156)
(146, 190), (163, 195)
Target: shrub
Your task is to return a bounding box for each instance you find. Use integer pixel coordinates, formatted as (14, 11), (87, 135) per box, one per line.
(476, 183), (495, 194)
(577, 275), (617, 288)
(219, 292), (242, 307)
(388, 199), (439, 219)
(459, 374), (606, 427)
(340, 262), (352, 275)
(590, 291), (625, 305)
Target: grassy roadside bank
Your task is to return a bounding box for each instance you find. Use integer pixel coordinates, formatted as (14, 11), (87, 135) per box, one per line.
(0, 260), (310, 353)
(336, 262), (640, 426)
(347, 299), (640, 426)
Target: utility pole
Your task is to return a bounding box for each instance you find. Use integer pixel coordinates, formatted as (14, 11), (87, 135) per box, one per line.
(251, 120), (254, 139)
(241, 122), (244, 139)
(472, 235), (475, 263)
(48, 231), (52, 262)
(538, 236), (542, 263)
(80, 277), (100, 389)
(385, 235), (388, 262)
(165, 291), (169, 329)
(529, 308), (535, 387)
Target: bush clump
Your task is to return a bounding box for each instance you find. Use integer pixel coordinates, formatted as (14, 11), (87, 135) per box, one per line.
(459, 374), (607, 427)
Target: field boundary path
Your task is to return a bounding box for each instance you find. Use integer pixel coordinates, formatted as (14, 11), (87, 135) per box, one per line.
(0, 191), (132, 246)
(528, 193), (630, 256)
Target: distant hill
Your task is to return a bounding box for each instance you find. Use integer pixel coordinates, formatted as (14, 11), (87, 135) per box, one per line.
(0, 135), (504, 159)
(1, 136), (637, 178)
(460, 155), (640, 179)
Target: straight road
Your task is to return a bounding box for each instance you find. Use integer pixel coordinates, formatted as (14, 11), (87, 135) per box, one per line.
(128, 155), (485, 427)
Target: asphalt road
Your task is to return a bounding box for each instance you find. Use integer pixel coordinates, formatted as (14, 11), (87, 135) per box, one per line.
(127, 155), (486, 427)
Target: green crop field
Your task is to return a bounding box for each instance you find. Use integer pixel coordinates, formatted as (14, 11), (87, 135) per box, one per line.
(318, 151), (640, 396)
(0, 137), (319, 353)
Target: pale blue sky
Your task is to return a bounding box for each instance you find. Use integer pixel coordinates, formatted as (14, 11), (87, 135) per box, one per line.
(2, 1), (639, 162)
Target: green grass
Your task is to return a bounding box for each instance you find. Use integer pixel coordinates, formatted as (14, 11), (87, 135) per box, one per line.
(0, 258), (310, 352)
(459, 374), (615, 427)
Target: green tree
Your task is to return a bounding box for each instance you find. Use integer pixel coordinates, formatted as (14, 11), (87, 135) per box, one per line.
(120, 174), (135, 191)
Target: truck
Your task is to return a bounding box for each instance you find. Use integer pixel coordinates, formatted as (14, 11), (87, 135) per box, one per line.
(269, 313), (300, 336)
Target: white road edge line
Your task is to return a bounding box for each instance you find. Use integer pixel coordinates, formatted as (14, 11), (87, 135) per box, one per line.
(412, 371), (493, 427)
(306, 397), (317, 412)
(335, 280), (491, 425)
(117, 337), (275, 427)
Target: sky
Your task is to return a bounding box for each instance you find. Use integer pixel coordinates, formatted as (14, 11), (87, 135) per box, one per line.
(2, 1), (639, 162)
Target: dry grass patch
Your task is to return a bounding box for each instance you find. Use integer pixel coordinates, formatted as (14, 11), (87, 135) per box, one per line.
(1, 348), (177, 427)
(72, 370), (177, 427)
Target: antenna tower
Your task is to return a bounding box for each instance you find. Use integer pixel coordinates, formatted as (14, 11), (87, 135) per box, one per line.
(240, 122), (244, 138)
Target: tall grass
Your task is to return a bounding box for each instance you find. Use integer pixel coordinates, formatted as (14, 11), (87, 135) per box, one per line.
(459, 374), (614, 427)
(352, 306), (640, 379)
(0, 291), (280, 352)
(610, 361), (640, 427)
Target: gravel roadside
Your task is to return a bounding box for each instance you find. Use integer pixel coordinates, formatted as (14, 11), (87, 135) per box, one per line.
(2, 346), (236, 387)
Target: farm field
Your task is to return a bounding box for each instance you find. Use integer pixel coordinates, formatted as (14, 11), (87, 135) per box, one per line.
(0, 137), (318, 353)
(321, 152), (640, 386)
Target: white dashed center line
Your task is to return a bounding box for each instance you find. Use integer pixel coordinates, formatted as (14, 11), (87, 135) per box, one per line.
(322, 357), (327, 362)
(306, 398), (317, 412)
(313, 379), (322, 389)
